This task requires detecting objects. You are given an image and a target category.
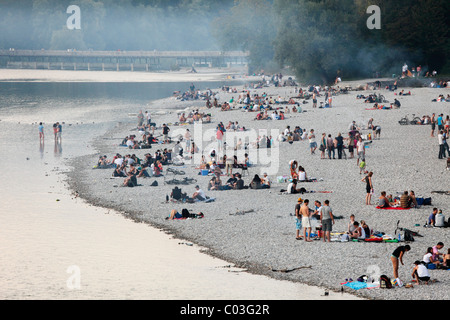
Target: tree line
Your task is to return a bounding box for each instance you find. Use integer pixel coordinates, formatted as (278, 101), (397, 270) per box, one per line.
(1, 0), (448, 83)
(212, 0), (450, 83)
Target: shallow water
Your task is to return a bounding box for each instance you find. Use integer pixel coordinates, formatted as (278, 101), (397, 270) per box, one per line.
(0, 74), (360, 300)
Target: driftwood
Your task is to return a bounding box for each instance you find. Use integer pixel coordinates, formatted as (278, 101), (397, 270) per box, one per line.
(431, 191), (450, 196)
(229, 209), (255, 216)
(270, 265), (312, 273)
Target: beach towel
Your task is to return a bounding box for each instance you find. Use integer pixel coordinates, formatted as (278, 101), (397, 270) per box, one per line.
(376, 206), (411, 210)
(342, 281), (378, 291)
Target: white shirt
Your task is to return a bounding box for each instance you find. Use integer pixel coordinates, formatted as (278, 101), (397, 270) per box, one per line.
(126, 139), (134, 148)
(262, 176), (271, 185)
(357, 141), (364, 152)
(196, 189), (206, 199)
(308, 133), (315, 143)
(287, 183), (295, 194)
(298, 171), (306, 181)
(438, 134), (444, 145)
(423, 253), (432, 264)
(114, 158), (123, 166)
(416, 264), (430, 278)
(301, 132), (308, 140)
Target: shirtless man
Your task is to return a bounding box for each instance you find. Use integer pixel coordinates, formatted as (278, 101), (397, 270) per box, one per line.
(431, 113), (436, 137)
(300, 199), (313, 242)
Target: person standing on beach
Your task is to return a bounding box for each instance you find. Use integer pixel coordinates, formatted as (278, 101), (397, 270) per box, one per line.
(335, 133), (344, 159)
(146, 111), (151, 126)
(162, 124), (170, 144)
(320, 200), (335, 242)
(356, 136), (365, 167)
(437, 114), (444, 132)
(326, 134), (335, 159)
(301, 199), (313, 242)
(38, 122), (44, 143)
(184, 129), (191, 153)
(361, 172), (373, 205)
(56, 122), (62, 143)
(308, 130), (317, 155)
(216, 126), (224, 152)
(295, 198), (303, 240)
(438, 130), (445, 159)
(391, 245), (411, 279)
(137, 110), (144, 127)
(431, 113), (436, 137)
(312, 92), (317, 108)
(52, 123), (58, 140)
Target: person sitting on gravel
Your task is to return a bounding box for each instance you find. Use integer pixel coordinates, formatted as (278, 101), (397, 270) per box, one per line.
(233, 174), (245, 190)
(123, 163), (138, 187)
(192, 185), (207, 201)
(113, 163), (127, 177)
(349, 221), (364, 240)
(379, 191), (395, 208)
(226, 174), (238, 188)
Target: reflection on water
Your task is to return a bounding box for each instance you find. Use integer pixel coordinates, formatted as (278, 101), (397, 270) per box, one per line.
(40, 141), (44, 159)
(54, 140), (62, 157)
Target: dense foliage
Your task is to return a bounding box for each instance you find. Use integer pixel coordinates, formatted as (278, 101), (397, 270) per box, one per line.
(1, 0), (448, 83)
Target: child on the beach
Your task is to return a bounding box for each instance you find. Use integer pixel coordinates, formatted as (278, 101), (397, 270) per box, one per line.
(359, 158), (366, 174)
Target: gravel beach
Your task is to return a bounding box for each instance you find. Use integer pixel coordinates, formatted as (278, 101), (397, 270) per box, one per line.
(66, 76), (450, 300)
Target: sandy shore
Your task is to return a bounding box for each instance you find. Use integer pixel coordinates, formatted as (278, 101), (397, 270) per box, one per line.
(66, 76), (450, 300)
(0, 68), (249, 83)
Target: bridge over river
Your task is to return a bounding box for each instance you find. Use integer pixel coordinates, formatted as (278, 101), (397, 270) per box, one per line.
(0, 49), (249, 72)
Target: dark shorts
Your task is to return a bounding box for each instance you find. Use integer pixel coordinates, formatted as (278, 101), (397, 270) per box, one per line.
(322, 219), (332, 232)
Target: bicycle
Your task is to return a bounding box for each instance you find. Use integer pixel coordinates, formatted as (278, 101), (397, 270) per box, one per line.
(167, 167), (185, 175)
(399, 114), (422, 125)
(164, 177), (197, 185)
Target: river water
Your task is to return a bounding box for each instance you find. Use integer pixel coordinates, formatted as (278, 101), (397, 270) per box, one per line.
(0, 71), (360, 300)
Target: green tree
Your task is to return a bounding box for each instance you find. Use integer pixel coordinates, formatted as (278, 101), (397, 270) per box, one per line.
(274, 0), (364, 84)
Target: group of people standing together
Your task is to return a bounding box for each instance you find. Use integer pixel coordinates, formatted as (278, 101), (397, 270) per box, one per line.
(37, 121), (63, 144)
(430, 113), (450, 160)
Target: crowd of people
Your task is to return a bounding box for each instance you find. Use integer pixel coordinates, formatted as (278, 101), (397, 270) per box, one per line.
(84, 74), (450, 291)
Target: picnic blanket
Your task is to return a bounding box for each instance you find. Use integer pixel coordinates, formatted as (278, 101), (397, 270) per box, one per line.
(376, 206), (411, 210)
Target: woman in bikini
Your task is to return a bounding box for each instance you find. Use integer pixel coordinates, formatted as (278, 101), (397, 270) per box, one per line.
(361, 172), (374, 205)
